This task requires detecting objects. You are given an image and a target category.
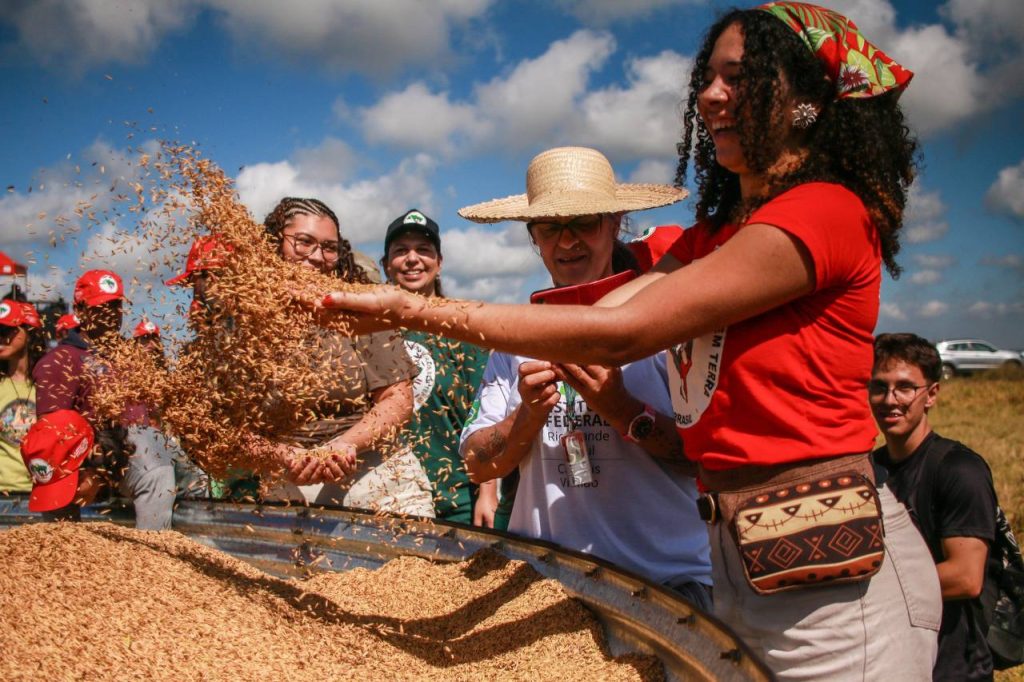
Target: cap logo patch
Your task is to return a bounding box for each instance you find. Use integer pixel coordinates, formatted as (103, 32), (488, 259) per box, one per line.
(28, 458), (54, 484)
(0, 302), (10, 319)
(72, 437), (91, 460)
(98, 275), (119, 293)
(404, 212), (427, 226)
(144, 322), (155, 332)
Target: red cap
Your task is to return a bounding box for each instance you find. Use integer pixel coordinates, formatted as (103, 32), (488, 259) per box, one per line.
(21, 410), (95, 512)
(0, 299), (42, 328)
(628, 225), (684, 273)
(166, 236), (232, 286)
(74, 270), (125, 307)
(133, 319), (160, 338)
(55, 313), (80, 332)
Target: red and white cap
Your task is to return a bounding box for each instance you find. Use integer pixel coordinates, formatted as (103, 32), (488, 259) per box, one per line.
(55, 313), (80, 332)
(166, 236), (233, 286)
(20, 410), (95, 513)
(74, 270), (125, 307)
(0, 299), (42, 328)
(133, 319), (160, 338)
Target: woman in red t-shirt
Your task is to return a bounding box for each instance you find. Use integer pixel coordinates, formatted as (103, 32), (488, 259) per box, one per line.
(319, 4), (941, 677)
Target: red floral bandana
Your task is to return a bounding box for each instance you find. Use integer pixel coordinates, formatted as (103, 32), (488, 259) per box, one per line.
(758, 2), (913, 99)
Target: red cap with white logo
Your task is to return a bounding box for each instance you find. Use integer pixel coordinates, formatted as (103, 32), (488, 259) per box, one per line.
(74, 270), (125, 307)
(133, 319), (160, 338)
(0, 299), (42, 328)
(20, 410), (95, 512)
(55, 313), (80, 332)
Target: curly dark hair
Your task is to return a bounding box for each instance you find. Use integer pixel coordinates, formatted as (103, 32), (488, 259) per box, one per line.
(674, 9), (919, 278)
(262, 197), (372, 284)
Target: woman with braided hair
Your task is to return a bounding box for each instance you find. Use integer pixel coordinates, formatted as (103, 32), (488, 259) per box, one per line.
(318, 3), (945, 676)
(261, 197), (433, 516)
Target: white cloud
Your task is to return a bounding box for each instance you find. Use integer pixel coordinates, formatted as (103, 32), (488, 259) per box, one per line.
(441, 224), (540, 279)
(358, 83), (484, 155)
(444, 274), (531, 303)
(573, 50), (692, 159)
(985, 159), (1024, 221)
(208, 0), (490, 76)
(911, 253), (955, 269)
(0, 138), (159, 269)
(358, 31), (691, 162)
(291, 137), (359, 186)
(78, 221), (180, 302)
(967, 300), (1024, 318)
(435, 222), (548, 303)
(627, 159), (677, 184)
(554, 0), (692, 24)
(888, 25), (982, 137)
(236, 145), (439, 244)
(473, 30), (615, 150)
(829, 0), (1009, 136)
(20, 265), (70, 303)
(358, 31), (615, 155)
(981, 254), (1024, 274)
(4, 0), (490, 77)
(910, 269), (941, 285)
(2, 0), (197, 72)
(903, 184), (949, 244)
(920, 300), (950, 318)
(879, 301), (907, 320)
(942, 0), (1024, 108)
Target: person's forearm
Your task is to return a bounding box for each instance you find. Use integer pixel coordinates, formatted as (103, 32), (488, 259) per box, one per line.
(328, 388), (411, 455)
(463, 407), (545, 483)
(390, 295), (657, 366)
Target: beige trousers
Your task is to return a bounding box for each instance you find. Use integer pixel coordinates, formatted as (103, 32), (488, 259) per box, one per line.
(712, 484), (941, 680)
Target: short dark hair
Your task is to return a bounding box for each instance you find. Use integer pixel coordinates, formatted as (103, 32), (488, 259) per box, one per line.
(873, 333), (941, 383)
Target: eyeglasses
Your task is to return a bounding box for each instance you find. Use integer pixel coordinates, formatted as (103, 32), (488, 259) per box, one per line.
(527, 215), (604, 244)
(283, 234), (340, 261)
(867, 381), (934, 403)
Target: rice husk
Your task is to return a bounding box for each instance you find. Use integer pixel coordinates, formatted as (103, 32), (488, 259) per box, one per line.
(1, 522), (662, 681)
(85, 143), (377, 483)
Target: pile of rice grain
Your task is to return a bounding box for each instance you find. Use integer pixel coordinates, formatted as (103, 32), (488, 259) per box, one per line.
(1, 522), (661, 681)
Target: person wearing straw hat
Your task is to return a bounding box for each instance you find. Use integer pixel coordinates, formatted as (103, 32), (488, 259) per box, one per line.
(455, 147), (712, 604)
(0, 300), (45, 496)
(317, 3), (941, 678)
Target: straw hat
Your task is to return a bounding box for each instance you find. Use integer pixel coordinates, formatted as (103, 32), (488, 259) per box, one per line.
(458, 147), (686, 223)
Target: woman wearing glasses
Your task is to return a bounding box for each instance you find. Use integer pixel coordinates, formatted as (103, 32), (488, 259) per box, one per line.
(261, 197), (433, 516)
(457, 147), (712, 605)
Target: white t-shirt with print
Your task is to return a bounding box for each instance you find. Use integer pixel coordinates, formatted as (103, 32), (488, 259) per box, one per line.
(460, 351), (711, 586)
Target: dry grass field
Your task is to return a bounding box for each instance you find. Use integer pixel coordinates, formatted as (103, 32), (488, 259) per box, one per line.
(915, 368), (1023, 681)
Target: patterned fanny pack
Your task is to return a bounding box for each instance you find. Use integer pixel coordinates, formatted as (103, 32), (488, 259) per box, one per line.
(702, 454), (885, 595)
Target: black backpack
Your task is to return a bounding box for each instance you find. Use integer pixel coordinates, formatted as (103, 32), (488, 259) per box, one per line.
(917, 437), (1024, 671)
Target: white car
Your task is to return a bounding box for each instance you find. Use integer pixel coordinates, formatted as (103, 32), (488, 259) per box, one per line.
(936, 339), (1023, 379)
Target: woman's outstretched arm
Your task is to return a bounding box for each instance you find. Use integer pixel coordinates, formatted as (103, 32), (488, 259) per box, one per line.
(323, 224), (814, 365)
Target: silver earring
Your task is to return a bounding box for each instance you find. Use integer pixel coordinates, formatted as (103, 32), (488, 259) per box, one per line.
(792, 103), (818, 129)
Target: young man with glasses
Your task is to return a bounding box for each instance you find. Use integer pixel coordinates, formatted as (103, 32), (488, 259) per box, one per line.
(870, 333), (997, 681)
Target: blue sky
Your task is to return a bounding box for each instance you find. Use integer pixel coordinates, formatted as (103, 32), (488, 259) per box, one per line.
(1, 0), (1022, 348)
